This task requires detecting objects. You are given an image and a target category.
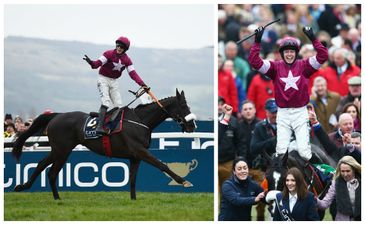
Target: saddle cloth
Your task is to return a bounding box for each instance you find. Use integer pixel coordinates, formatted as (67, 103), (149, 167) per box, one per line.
(83, 107), (125, 139)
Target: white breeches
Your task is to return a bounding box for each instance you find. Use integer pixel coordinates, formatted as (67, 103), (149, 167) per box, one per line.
(276, 106), (312, 161)
(97, 75), (122, 108)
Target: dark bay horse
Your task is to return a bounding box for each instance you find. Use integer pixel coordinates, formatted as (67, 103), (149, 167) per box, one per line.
(263, 145), (333, 220)
(12, 89), (197, 200)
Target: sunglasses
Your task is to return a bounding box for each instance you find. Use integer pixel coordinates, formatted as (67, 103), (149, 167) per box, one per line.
(116, 44), (125, 49)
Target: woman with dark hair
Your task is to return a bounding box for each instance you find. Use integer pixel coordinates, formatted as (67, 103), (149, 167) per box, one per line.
(316, 156), (361, 221)
(342, 103), (361, 132)
(219, 157), (265, 221)
(273, 167), (320, 221)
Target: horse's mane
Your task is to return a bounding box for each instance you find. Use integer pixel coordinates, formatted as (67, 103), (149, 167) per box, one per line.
(134, 96), (176, 110)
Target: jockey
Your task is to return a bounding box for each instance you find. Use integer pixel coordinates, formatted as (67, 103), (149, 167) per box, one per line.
(83, 36), (149, 135)
(248, 26), (328, 163)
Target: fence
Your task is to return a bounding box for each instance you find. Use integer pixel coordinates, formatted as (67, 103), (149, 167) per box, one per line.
(4, 121), (214, 192)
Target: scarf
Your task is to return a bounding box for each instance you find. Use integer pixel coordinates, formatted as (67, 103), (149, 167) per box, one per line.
(336, 176), (361, 219)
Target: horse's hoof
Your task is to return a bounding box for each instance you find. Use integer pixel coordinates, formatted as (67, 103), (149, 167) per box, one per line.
(14, 185), (23, 192)
(182, 181), (193, 187)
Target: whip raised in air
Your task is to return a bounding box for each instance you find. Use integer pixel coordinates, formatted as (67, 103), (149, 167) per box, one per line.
(236, 18), (280, 45)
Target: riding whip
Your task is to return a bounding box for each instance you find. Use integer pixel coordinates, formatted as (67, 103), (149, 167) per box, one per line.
(126, 87), (146, 107)
(146, 89), (164, 109)
(236, 18), (280, 45)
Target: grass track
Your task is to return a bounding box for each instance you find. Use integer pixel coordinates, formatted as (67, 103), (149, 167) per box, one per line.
(4, 191), (213, 221)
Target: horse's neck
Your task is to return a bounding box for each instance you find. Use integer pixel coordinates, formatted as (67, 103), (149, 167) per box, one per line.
(135, 98), (174, 130)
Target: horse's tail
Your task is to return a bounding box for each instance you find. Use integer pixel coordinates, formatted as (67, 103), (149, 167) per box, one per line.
(12, 113), (59, 161)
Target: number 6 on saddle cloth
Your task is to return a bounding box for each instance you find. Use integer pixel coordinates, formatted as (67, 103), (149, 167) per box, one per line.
(83, 107), (124, 139)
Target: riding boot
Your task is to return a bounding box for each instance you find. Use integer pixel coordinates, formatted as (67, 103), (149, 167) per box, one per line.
(96, 105), (108, 136)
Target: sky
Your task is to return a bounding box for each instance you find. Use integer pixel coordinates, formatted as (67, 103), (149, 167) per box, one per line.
(4, 4), (214, 49)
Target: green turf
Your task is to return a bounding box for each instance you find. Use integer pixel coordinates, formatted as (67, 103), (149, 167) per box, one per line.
(4, 191), (213, 221)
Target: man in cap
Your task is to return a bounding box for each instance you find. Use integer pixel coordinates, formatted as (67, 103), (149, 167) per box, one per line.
(249, 25), (328, 163)
(250, 98), (278, 170)
(335, 76), (361, 117)
(250, 98), (279, 220)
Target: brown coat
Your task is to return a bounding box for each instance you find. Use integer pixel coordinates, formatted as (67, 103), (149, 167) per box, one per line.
(310, 91), (340, 133)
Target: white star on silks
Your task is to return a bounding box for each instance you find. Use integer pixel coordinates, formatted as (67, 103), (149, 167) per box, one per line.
(112, 59), (124, 71)
(280, 70), (300, 91)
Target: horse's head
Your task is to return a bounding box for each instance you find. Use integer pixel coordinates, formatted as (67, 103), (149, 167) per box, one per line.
(169, 89), (197, 133)
(264, 150), (289, 191)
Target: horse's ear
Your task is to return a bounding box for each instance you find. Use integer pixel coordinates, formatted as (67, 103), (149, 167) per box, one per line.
(181, 90), (185, 98)
(176, 88), (181, 100)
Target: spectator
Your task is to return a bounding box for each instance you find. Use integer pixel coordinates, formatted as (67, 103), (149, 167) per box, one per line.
(342, 103), (361, 132)
(247, 73), (275, 120)
(317, 5), (345, 37)
(322, 48), (360, 97)
(336, 76), (361, 117)
(331, 23), (350, 48)
(239, 100), (265, 220)
(223, 59), (246, 113)
(310, 76), (340, 133)
(218, 54), (239, 114)
(250, 99), (278, 171)
(219, 157), (265, 221)
(348, 27), (361, 54)
(316, 156), (361, 221)
(308, 109), (360, 164)
(350, 132), (361, 150)
(14, 116), (24, 132)
(4, 122), (16, 138)
(328, 113), (354, 148)
(273, 167), (320, 221)
(224, 41), (251, 94)
(4, 114), (13, 132)
(239, 100), (261, 168)
(218, 96), (245, 194)
(219, 103), (233, 144)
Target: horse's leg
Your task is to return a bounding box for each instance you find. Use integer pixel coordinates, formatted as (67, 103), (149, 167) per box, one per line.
(129, 158), (141, 200)
(139, 150), (193, 187)
(47, 157), (69, 200)
(14, 154), (54, 192)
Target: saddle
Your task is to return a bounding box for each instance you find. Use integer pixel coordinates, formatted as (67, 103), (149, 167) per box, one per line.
(83, 107), (125, 139)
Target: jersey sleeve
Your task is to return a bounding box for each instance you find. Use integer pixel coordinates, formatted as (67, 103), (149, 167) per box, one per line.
(248, 43), (276, 79)
(303, 40), (329, 77)
(125, 56), (146, 86)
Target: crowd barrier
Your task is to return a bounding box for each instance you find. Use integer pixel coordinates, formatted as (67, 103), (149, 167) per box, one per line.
(4, 121), (214, 192)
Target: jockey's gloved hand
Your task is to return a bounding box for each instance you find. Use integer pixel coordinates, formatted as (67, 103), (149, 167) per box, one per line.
(83, 55), (92, 65)
(142, 85), (150, 92)
(254, 26), (265, 43)
(303, 26), (316, 42)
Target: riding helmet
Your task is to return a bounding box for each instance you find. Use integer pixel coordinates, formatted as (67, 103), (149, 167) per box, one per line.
(116, 36), (130, 51)
(278, 36), (300, 64)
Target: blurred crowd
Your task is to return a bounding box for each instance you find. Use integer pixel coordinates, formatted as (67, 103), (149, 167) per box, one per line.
(218, 4), (361, 221)
(4, 109), (53, 139)
(4, 114), (33, 139)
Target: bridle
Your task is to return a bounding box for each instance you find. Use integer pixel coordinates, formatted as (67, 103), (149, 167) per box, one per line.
(144, 89), (197, 131)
